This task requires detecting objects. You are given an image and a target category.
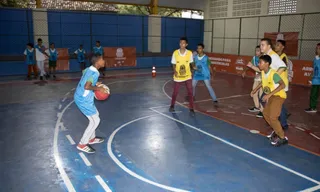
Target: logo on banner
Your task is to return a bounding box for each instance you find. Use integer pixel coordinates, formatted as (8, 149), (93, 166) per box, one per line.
(302, 66), (313, 77)
(236, 58), (245, 65)
(276, 33), (284, 41)
(116, 48), (124, 57)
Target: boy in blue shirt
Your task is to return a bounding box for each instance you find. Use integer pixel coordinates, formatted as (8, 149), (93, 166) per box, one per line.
(93, 41), (105, 76)
(305, 43), (320, 113)
(74, 55), (107, 153)
(74, 44), (86, 70)
(24, 43), (38, 80)
(45, 43), (58, 79)
(192, 43), (218, 103)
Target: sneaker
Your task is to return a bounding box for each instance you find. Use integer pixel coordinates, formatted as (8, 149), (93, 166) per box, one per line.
(305, 108), (317, 113)
(286, 113), (291, 118)
(248, 107), (260, 112)
(40, 76), (43, 81)
(267, 131), (276, 140)
(45, 74), (50, 80)
(169, 106), (175, 112)
(77, 144), (95, 153)
(256, 112), (263, 118)
(89, 137), (104, 145)
(190, 109), (195, 116)
(271, 136), (288, 147)
(53, 75), (56, 80)
(214, 100), (218, 103)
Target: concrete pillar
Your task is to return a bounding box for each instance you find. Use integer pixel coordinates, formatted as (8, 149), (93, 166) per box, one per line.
(148, 15), (161, 53)
(32, 8), (49, 47)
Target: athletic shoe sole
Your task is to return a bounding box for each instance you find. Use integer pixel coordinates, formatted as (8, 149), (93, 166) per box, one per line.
(77, 146), (95, 154)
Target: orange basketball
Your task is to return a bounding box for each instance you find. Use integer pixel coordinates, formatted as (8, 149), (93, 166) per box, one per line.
(94, 84), (110, 100)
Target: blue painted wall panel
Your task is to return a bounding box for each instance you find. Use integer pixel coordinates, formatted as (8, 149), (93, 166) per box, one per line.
(0, 61), (26, 76)
(60, 12), (90, 23)
(61, 23), (90, 35)
(91, 24), (117, 36)
(118, 37), (143, 53)
(91, 14), (118, 24)
(92, 36), (118, 48)
(0, 9), (28, 21)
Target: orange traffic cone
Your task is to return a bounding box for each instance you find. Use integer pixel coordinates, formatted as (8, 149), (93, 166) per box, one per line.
(152, 66), (156, 77)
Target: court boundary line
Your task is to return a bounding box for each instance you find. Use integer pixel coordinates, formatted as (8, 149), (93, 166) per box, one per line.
(150, 108), (320, 186)
(54, 78), (166, 192)
(107, 114), (190, 192)
(162, 79), (320, 157)
(300, 185), (320, 192)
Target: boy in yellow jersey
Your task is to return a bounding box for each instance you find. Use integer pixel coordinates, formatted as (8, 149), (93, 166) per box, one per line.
(274, 40), (290, 130)
(250, 38), (288, 119)
(251, 55), (288, 146)
(170, 37), (195, 115)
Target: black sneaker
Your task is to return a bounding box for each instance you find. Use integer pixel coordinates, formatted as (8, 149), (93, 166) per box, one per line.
(214, 100), (218, 103)
(169, 106), (175, 112)
(190, 109), (195, 116)
(45, 74), (50, 80)
(77, 144), (95, 154)
(271, 136), (288, 147)
(53, 75), (56, 80)
(248, 107), (260, 112)
(40, 76), (43, 81)
(267, 131), (276, 140)
(256, 112), (263, 118)
(305, 108), (317, 113)
(286, 113), (291, 118)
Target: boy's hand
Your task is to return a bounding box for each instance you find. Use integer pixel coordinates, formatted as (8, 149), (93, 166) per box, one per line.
(308, 80), (312, 85)
(250, 90), (256, 97)
(98, 86), (107, 93)
(242, 72), (246, 78)
(262, 94), (271, 102)
(174, 70), (178, 77)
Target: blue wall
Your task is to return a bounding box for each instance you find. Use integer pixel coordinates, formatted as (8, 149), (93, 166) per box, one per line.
(161, 17), (204, 53)
(0, 8), (33, 55)
(47, 11), (148, 54)
(0, 8), (204, 76)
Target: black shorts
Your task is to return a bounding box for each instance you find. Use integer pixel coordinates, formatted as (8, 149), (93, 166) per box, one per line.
(49, 61), (57, 67)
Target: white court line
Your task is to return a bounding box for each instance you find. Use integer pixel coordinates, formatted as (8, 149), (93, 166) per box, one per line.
(222, 111), (235, 114)
(79, 152), (92, 166)
(310, 133), (320, 140)
(149, 108), (320, 185)
(300, 185), (320, 192)
(53, 100), (76, 192)
(295, 126), (306, 132)
(95, 175), (112, 192)
(107, 114), (190, 192)
(241, 113), (256, 117)
(65, 92), (70, 96)
(66, 135), (76, 145)
(62, 97), (67, 102)
(58, 104), (62, 110)
(194, 94), (249, 103)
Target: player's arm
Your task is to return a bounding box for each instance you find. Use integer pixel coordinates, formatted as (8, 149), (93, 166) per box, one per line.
(276, 57), (287, 75)
(251, 82), (262, 95)
(171, 52), (178, 76)
(262, 74), (285, 101)
(189, 52), (196, 70)
(23, 50), (27, 60)
(84, 77), (105, 92)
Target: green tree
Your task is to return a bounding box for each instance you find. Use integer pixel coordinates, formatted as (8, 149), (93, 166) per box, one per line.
(117, 5), (182, 17)
(0, 0), (29, 8)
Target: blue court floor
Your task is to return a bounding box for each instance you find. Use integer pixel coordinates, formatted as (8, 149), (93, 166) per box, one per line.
(1, 73), (320, 192)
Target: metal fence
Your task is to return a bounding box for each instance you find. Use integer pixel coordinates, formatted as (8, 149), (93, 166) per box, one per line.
(204, 12), (320, 61)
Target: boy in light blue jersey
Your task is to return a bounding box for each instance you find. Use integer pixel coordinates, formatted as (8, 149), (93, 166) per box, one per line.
(74, 55), (107, 153)
(243, 46), (263, 116)
(305, 43), (320, 113)
(192, 43), (218, 103)
(45, 43), (58, 79)
(74, 44), (86, 70)
(24, 43), (38, 80)
(93, 41), (105, 76)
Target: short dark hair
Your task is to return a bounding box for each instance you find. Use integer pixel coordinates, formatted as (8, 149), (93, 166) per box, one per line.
(91, 55), (102, 65)
(277, 40), (286, 47)
(256, 45), (260, 49)
(96, 41), (100, 44)
(37, 38), (42, 42)
(316, 43), (320, 55)
(259, 55), (272, 65)
(198, 43), (205, 48)
(50, 43), (54, 46)
(261, 38), (272, 46)
(27, 43), (34, 48)
(180, 37), (188, 43)
(80, 44), (83, 46)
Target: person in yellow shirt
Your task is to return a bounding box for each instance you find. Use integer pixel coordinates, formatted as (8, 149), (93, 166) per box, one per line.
(170, 37), (195, 115)
(251, 55), (288, 147)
